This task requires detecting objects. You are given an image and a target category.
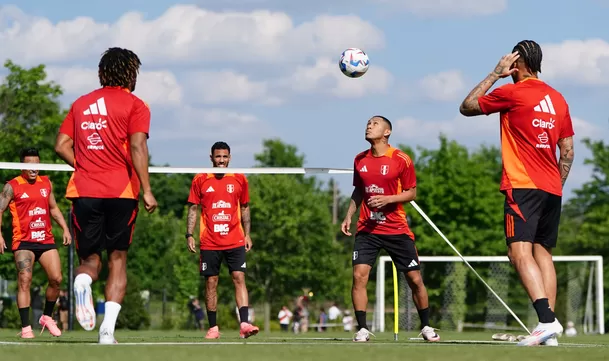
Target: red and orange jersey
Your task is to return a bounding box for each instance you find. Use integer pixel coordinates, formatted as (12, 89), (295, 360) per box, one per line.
(7, 176), (55, 250)
(59, 87), (151, 199)
(478, 78), (575, 196)
(188, 173), (249, 250)
(353, 147), (415, 238)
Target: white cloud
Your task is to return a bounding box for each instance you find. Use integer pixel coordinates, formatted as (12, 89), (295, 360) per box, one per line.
(417, 70), (467, 102)
(45, 67), (183, 106)
(394, 114), (499, 146)
(542, 39), (609, 86)
(378, 0), (507, 17)
(186, 71), (281, 105)
(278, 57), (393, 98)
(154, 107), (273, 142)
(0, 5), (385, 66)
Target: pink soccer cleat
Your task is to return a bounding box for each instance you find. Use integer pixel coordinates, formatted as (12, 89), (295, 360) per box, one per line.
(205, 325), (220, 339)
(420, 326), (441, 342)
(39, 315), (62, 337)
(239, 322), (259, 339)
(19, 326), (35, 339)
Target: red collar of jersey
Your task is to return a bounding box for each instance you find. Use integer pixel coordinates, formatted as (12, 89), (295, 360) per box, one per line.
(367, 145), (395, 158)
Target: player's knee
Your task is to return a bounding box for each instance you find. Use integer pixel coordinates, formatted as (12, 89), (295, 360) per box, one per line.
(352, 270), (369, 287)
(48, 274), (62, 288)
(406, 271), (424, 289)
(231, 272), (245, 284)
(18, 275), (32, 290)
(206, 276), (219, 289)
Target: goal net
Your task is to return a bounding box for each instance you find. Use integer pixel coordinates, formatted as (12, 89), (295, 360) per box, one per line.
(373, 255), (604, 337)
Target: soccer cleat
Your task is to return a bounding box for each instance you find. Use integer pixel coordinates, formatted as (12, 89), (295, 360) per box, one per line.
(39, 315), (62, 337)
(239, 322), (259, 339)
(205, 326), (220, 339)
(541, 335), (558, 346)
(352, 327), (374, 342)
(98, 328), (118, 344)
(420, 326), (440, 342)
(517, 319), (563, 346)
(19, 326), (35, 339)
(74, 283), (96, 331)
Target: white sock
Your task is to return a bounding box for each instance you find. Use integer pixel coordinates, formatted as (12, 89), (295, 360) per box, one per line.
(74, 273), (93, 287)
(100, 301), (121, 335)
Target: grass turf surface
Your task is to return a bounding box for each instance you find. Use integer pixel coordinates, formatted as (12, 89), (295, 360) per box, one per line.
(1, 329), (608, 361)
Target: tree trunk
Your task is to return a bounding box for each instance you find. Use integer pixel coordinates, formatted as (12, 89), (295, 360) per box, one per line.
(264, 301), (271, 333)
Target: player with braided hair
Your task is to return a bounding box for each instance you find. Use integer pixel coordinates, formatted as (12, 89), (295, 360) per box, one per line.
(458, 40), (574, 347)
(55, 47), (157, 344)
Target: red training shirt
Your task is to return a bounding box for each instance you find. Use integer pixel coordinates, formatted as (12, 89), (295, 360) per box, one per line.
(188, 173), (249, 250)
(478, 78), (575, 196)
(7, 176), (55, 250)
(353, 147), (415, 238)
(59, 87), (151, 199)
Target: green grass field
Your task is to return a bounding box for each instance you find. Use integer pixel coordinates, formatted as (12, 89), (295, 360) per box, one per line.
(1, 329), (607, 361)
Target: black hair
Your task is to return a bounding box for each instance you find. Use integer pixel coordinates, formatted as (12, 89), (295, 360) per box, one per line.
(98, 47), (142, 91)
(512, 40), (542, 74)
(372, 115), (392, 130)
(20, 147), (39, 162)
(211, 141), (231, 154)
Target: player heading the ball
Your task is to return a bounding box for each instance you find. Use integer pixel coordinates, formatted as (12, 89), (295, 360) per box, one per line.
(459, 39), (575, 347)
(186, 141), (259, 339)
(341, 116), (440, 343)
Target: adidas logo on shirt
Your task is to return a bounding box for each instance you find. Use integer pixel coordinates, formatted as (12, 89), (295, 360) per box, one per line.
(359, 165), (367, 172)
(533, 95), (556, 115)
(20, 193), (29, 199)
(206, 186), (214, 193)
(83, 98), (108, 116)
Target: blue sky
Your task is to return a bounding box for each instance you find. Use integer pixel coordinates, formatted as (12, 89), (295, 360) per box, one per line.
(1, 0), (608, 201)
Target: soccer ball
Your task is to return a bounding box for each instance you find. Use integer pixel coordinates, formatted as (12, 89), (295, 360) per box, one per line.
(339, 48), (369, 78)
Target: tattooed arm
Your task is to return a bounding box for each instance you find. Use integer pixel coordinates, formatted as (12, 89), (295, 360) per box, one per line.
(0, 183), (13, 254)
(240, 203), (251, 237)
(186, 203), (199, 252)
(459, 52), (520, 117)
(557, 137), (575, 187)
(459, 73), (501, 116)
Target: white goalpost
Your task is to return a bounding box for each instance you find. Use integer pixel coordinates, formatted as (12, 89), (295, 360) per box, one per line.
(374, 255), (605, 336)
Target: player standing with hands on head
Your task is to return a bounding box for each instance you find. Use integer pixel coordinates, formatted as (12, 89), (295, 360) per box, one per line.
(341, 116), (440, 343)
(55, 47), (157, 344)
(459, 40), (575, 347)
(186, 141), (259, 339)
(0, 148), (71, 339)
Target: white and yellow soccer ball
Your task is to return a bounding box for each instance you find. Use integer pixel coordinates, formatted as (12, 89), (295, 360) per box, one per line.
(339, 48), (369, 78)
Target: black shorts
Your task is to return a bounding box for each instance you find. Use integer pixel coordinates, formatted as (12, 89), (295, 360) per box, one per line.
(503, 189), (562, 248)
(71, 198), (139, 259)
(200, 246), (246, 277)
(13, 243), (57, 262)
(352, 232), (420, 272)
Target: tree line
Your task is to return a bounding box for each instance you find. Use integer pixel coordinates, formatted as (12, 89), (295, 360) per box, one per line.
(0, 61), (607, 332)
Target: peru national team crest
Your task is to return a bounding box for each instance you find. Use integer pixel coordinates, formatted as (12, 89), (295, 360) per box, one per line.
(380, 165), (389, 175)
(226, 184), (235, 193)
(40, 188), (48, 197)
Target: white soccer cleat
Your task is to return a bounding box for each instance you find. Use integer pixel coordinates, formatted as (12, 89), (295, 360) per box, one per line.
(517, 319), (563, 346)
(98, 329), (118, 345)
(74, 283), (96, 331)
(420, 326), (440, 342)
(352, 328), (374, 342)
(541, 335), (558, 346)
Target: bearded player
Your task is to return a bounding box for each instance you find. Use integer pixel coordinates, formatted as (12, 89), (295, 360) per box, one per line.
(0, 148), (71, 339)
(186, 141), (259, 339)
(459, 40), (574, 346)
(341, 116), (439, 343)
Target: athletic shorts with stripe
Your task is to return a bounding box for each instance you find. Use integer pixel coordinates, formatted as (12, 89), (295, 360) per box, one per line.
(352, 232), (421, 272)
(503, 189), (562, 248)
(71, 198), (139, 259)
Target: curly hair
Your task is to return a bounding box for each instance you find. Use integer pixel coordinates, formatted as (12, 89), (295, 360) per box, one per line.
(98, 47), (142, 91)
